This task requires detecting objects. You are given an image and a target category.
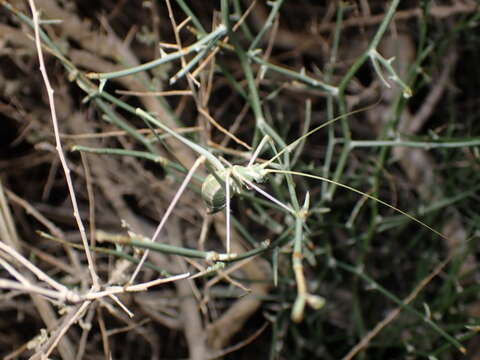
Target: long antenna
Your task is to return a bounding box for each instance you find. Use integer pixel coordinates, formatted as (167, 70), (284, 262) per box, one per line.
(261, 99), (381, 168)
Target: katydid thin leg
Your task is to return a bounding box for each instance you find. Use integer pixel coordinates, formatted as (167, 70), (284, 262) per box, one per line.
(258, 132), (301, 211)
(129, 156), (206, 284)
(248, 135), (271, 167)
(240, 177), (295, 215)
(265, 169), (451, 242)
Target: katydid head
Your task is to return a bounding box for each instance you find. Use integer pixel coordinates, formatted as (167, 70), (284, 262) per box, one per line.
(232, 164), (267, 184)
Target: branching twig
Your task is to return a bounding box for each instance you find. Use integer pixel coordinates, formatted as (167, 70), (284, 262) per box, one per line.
(27, 0), (99, 289)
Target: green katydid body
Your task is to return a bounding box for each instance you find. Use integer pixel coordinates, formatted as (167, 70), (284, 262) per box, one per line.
(199, 105), (376, 214)
(201, 164), (268, 213)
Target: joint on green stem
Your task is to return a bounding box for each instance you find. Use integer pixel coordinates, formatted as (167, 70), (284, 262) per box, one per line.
(368, 48), (413, 99)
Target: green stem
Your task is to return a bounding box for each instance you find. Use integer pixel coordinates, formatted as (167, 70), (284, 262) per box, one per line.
(87, 25), (227, 80)
(250, 56), (338, 95)
(94, 98), (155, 153)
(111, 235), (271, 263)
(336, 260), (466, 354)
(71, 145), (196, 177)
(38, 231), (171, 276)
(248, 0), (284, 51)
(135, 108), (225, 171)
(327, 0), (401, 199)
(321, 3), (345, 198)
